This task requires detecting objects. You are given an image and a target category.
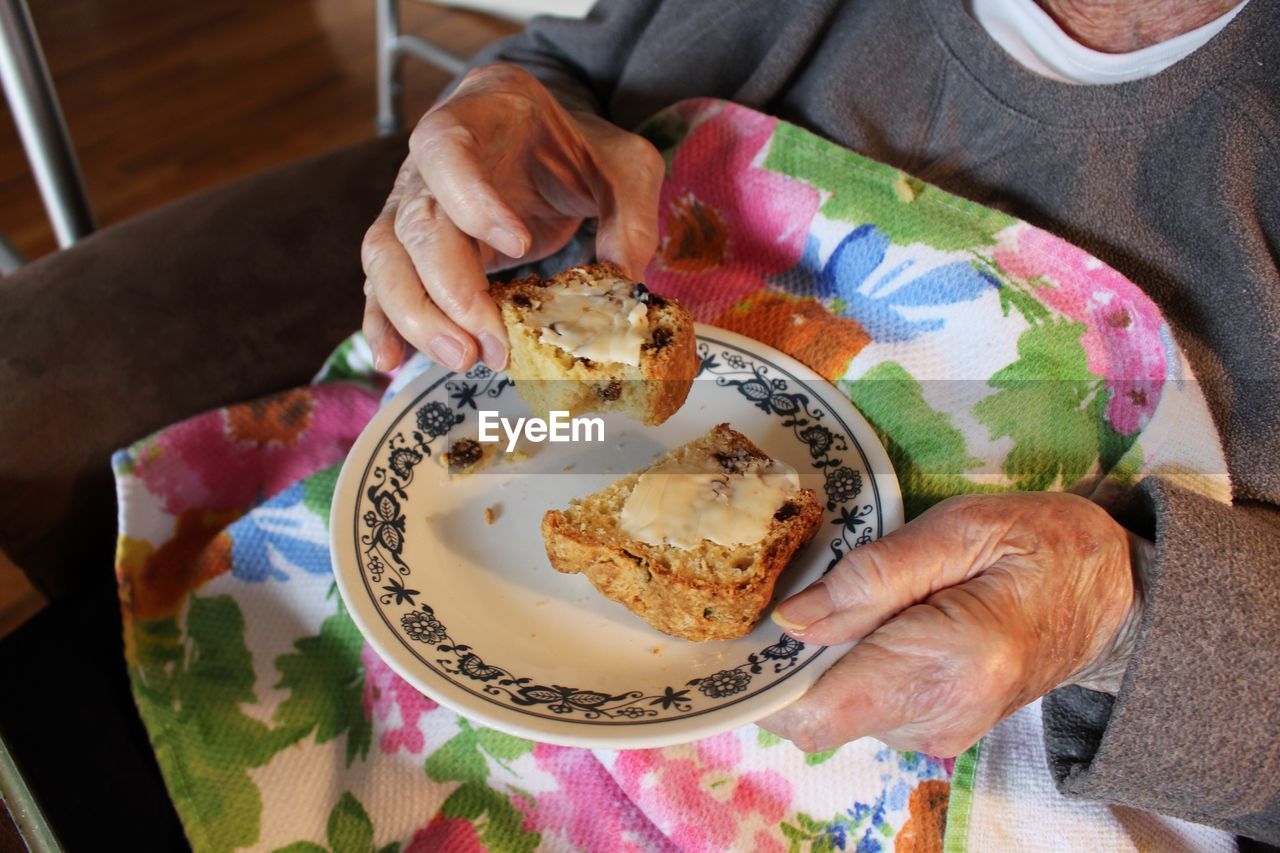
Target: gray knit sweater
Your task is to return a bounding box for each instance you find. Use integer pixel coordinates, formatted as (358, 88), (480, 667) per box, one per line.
(466, 0), (1280, 841)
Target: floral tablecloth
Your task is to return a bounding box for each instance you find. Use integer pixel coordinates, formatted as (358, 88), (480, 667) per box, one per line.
(113, 99), (1232, 851)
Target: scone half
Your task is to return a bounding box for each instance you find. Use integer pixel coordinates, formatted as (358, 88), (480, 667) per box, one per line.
(491, 262), (697, 426)
(541, 424), (823, 641)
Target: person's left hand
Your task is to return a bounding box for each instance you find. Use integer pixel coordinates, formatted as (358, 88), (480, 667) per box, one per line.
(759, 492), (1149, 757)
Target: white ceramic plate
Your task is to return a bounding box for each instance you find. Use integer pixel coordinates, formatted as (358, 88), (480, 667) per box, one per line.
(331, 324), (902, 748)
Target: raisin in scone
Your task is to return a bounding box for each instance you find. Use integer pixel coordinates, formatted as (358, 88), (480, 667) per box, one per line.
(490, 262), (696, 426)
(541, 424), (822, 641)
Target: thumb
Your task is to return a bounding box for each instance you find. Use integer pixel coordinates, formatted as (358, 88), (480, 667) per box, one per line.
(761, 577), (1024, 756)
(771, 496), (1012, 645)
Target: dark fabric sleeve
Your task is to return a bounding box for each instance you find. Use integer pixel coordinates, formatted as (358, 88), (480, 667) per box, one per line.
(1043, 477), (1280, 843)
(457, 0), (666, 115)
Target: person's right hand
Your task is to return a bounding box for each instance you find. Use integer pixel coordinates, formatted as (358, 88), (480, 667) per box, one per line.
(360, 63), (665, 373)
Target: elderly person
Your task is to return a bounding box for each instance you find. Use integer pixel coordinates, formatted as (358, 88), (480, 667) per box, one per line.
(357, 0), (1279, 841)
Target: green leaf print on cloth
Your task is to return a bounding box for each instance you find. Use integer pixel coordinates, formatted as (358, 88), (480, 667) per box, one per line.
(763, 122), (1016, 251)
(326, 792), (372, 853)
(842, 362), (1002, 520)
(130, 590), (376, 853)
(273, 791), (401, 853)
(974, 318), (1132, 492)
(129, 595), (301, 853)
(311, 335), (379, 388)
(272, 589), (372, 766)
(844, 324), (1140, 508)
(302, 463), (341, 522)
(424, 718), (539, 853)
(805, 749), (840, 767)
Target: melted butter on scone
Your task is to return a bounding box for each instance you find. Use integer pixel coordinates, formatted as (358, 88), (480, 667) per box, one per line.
(528, 272), (649, 366)
(620, 457), (800, 549)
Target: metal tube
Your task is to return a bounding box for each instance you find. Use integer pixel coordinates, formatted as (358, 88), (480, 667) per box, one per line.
(375, 0), (468, 134)
(375, 0), (403, 134)
(394, 34), (467, 77)
(0, 730), (63, 853)
(0, 233), (24, 274)
(0, 0), (95, 248)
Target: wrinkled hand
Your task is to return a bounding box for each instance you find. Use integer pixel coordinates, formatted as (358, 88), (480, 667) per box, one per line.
(760, 493), (1150, 757)
(361, 63), (664, 372)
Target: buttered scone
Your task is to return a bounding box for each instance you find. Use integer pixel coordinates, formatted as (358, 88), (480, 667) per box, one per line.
(491, 262), (697, 426)
(541, 424), (823, 641)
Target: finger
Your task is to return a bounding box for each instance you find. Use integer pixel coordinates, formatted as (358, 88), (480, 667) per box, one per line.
(392, 187), (509, 371)
(584, 125), (663, 279)
(409, 111), (531, 260)
(362, 214), (477, 372)
(758, 635), (913, 754)
(361, 282), (406, 371)
(761, 583), (1022, 757)
(771, 496), (1022, 644)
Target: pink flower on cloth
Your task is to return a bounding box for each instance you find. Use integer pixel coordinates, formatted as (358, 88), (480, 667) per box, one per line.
(993, 226), (1169, 434)
(646, 101), (821, 322)
(131, 384), (381, 516)
(612, 732), (794, 851)
(516, 744), (675, 853)
(362, 645), (438, 756)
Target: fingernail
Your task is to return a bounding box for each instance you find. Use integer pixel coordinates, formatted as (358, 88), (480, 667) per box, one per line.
(479, 333), (508, 371)
(430, 335), (468, 371)
(771, 582), (834, 632)
(489, 227), (527, 259)
(371, 317), (392, 371)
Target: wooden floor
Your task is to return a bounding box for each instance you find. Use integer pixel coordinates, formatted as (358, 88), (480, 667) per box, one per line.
(0, 0), (522, 261)
(0, 0), (523, 672)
